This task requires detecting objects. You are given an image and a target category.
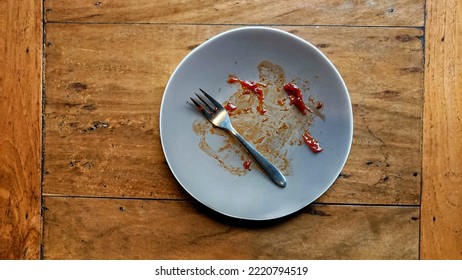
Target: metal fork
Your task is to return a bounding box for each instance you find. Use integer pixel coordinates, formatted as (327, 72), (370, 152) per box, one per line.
(190, 89), (287, 188)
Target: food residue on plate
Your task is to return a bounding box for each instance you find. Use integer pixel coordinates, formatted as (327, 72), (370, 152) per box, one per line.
(192, 60), (324, 176)
(243, 160), (252, 170)
(283, 82), (312, 115)
(302, 130), (323, 153)
(227, 75), (267, 115)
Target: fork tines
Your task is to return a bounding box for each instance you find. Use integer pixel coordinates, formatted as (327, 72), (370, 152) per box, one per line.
(190, 88), (221, 117)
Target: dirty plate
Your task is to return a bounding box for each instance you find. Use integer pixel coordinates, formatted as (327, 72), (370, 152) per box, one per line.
(160, 27), (353, 220)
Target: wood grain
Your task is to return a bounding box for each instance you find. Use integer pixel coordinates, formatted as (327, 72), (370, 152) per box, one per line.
(41, 1), (427, 260)
(42, 197), (419, 259)
(45, 0), (424, 27)
(0, 1), (5, 55)
(0, 0), (42, 259)
(43, 24), (423, 205)
(421, 0), (462, 259)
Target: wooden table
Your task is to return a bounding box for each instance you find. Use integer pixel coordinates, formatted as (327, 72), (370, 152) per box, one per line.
(1, 0), (461, 259)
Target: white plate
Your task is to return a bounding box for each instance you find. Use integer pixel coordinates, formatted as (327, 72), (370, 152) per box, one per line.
(160, 27), (353, 220)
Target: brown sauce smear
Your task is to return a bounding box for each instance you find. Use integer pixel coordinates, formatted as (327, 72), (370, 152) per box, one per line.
(192, 60), (324, 176)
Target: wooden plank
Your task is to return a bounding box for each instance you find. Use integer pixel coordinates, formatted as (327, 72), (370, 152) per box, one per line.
(45, 0), (424, 27)
(421, 0), (462, 259)
(0, 0), (42, 259)
(0, 1), (5, 54)
(43, 24), (423, 205)
(42, 197), (419, 259)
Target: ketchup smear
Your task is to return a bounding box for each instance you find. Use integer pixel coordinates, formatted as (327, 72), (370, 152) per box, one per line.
(302, 131), (323, 153)
(224, 102), (238, 112)
(283, 83), (311, 115)
(227, 76), (266, 114)
(243, 160), (252, 170)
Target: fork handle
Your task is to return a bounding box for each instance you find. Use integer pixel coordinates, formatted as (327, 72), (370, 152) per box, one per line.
(229, 128), (287, 188)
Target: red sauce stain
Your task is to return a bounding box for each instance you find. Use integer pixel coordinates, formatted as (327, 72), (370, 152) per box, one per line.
(283, 83), (312, 115)
(243, 160), (252, 170)
(302, 130), (323, 153)
(309, 96), (324, 109)
(228, 76), (267, 115)
(277, 98), (286, 106)
(224, 102), (238, 112)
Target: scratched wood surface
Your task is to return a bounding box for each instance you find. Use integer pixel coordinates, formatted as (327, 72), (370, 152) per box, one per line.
(0, 0), (42, 259)
(42, 197), (419, 260)
(421, 0), (462, 259)
(2, 0), (459, 261)
(43, 24), (423, 206)
(45, 0), (424, 27)
(41, 1), (425, 259)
